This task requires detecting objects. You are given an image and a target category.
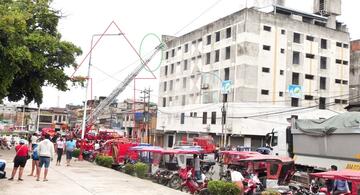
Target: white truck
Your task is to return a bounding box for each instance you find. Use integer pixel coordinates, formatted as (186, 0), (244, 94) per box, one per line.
(266, 112), (360, 171)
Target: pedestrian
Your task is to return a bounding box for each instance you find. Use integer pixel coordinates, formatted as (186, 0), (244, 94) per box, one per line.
(37, 134), (55, 181)
(30, 133), (38, 150)
(8, 139), (29, 181)
(193, 154), (201, 181)
(56, 137), (65, 166)
(27, 143), (39, 177)
(65, 138), (76, 166)
(326, 165), (338, 192)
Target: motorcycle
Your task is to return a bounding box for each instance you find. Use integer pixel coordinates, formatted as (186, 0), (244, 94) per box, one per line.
(243, 174), (264, 195)
(153, 168), (176, 186)
(180, 170), (209, 195)
(83, 150), (96, 162)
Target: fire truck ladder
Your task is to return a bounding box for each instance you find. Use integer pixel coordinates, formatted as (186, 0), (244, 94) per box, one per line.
(85, 43), (164, 127)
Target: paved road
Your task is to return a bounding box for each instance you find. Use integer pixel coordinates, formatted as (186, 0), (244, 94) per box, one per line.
(0, 149), (186, 195)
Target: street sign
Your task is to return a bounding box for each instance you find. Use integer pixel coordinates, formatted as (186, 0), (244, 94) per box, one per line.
(288, 85), (302, 98)
(221, 80), (232, 94)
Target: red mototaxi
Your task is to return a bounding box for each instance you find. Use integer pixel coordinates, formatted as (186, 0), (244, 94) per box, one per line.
(220, 150), (263, 165)
(310, 170), (360, 195)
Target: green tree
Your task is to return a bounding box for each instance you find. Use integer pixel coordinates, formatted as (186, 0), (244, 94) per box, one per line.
(0, 0), (82, 105)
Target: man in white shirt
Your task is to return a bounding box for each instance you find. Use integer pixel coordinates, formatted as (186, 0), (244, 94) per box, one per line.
(37, 134), (54, 181)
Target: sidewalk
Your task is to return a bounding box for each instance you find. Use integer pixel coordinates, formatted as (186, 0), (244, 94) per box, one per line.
(0, 149), (186, 195)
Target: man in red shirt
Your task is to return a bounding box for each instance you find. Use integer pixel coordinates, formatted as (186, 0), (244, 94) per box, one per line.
(8, 139), (29, 181)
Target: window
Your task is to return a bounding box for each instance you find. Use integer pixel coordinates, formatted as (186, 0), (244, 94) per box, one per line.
(336, 59), (342, 64)
(170, 64), (174, 74)
(225, 46), (231, 59)
(280, 70), (284, 75)
(184, 44), (189, 53)
(343, 60), (348, 65)
(226, 27), (231, 38)
(305, 74), (314, 80)
(263, 25), (271, 32)
(178, 46), (181, 51)
(321, 39), (327, 49)
(336, 42), (342, 47)
(215, 50), (220, 62)
(320, 77), (326, 89)
(334, 99), (341, 104)
(320, 56), (327, 69)
(165, 65), (168, 76)
(184, 60), (188, 70)
(224, 68), (230, 80)
(181, 95), (186, 106)
(281, 29), (286, 35)
(211, 112), (216, 124)
(293, 51), (300, 64)
(190, 112), (193, 117)
(163, 81), (167, 91)
(319, 97), (326, 109)
(306, 35), (314, 41)
(304, 95), (314, 100)
(291, 98), (299, 107)
(170, 80), (173, 91)
(198, 38), (202, 42)
(342, 80), (348, 85)
(182, 77), (187, 88)
(207, 35), (211, 45)
(280, 48), (285, 54)
(215, 31), (220, 42)
(194, 112), (197, 117)
(202, 112), (207, 124)
(165, 51), (169, 59)
(58, 115), (62, 123)
(54, 115), (58, 121)
(292, 72), (299, 85)
(342, 100), (348, 104)
(263, 45), (271, 51)
(262, 67), (270, 73)
(343, 43), (349, 48)
(162, 98), (166, 107)
(206, 52), (211, 64)
(293, 33), (301, 43)
(261, 89), (269, 95)
(335, 79), (341, 84)
(171, 49), (175, 57)
(180, 113), (185, 124)
(279, 91), (283, 97)
(306, 53), (315, 59)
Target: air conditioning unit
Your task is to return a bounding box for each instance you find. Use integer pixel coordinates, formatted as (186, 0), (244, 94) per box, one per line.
(201, 83), (209, 89)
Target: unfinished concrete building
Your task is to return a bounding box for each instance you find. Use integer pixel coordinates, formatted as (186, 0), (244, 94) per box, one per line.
(350, 40), (360, 104)
(157, 0), (350, 151)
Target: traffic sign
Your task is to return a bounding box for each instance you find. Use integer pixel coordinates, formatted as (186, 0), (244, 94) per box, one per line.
(221, 80), (232, 94)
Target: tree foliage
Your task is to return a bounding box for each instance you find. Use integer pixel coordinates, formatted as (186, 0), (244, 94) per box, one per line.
(0, 0), (82, 105)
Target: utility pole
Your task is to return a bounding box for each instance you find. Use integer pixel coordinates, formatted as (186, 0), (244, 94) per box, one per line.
(140, 88), (152, 144)
(221, 94), (227, 148)
(147, 88), (152, 145)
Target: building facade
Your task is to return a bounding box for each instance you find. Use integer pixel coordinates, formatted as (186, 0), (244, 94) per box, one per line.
(157, 1), (350, 150)
(350, 40), (360, 104)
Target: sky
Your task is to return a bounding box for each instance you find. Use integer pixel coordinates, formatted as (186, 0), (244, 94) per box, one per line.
(27, 0), (360, 108)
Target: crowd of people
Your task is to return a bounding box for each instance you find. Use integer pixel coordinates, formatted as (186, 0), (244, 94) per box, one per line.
(7, 132), (77, 181)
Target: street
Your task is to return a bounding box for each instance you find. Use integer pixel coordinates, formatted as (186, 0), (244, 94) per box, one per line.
(0, 149), (186, 195)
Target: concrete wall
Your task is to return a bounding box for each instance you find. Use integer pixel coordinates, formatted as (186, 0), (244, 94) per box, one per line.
(157, 7), (349, 147)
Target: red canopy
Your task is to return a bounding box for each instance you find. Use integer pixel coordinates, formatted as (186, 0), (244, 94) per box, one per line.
(237, 155), (294, 163)
(310, 170), (360, 182)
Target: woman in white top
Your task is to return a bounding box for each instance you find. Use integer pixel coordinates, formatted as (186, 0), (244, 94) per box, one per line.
(56, 137), (65, 166)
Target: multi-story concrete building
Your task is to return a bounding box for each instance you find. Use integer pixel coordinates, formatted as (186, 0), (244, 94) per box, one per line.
(350, 40), (360, 104)
(157, 0), (350, 150)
